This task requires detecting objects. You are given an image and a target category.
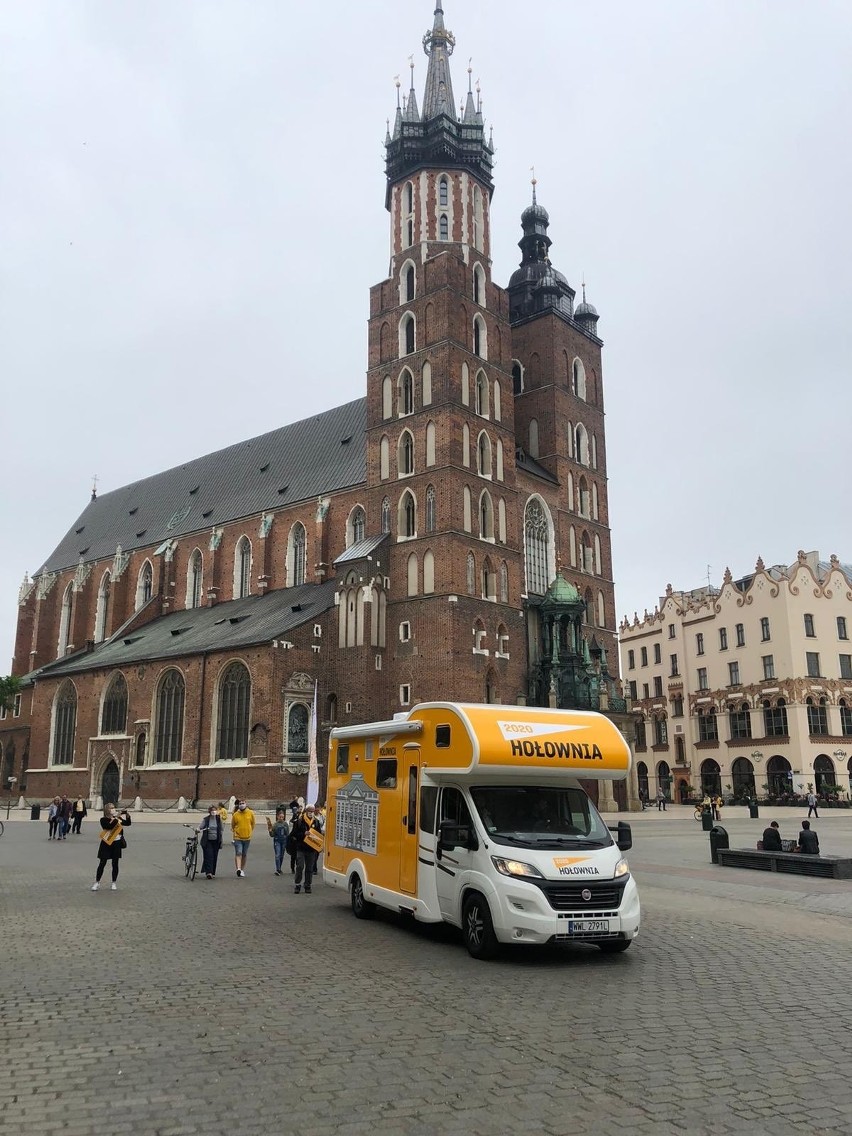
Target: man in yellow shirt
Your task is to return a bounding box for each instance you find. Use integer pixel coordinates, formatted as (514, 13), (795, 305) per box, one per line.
(231, 799), (256, 877)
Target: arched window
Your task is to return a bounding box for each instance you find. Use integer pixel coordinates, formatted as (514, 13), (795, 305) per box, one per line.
(731, 757), (755, 799)
(582, 532), (594, 574)
(766, 754), (791, 796)
(524, 498), (551, 596)
(325, 694), (338, 725)
(404, 181), (414, 246)
(398, 430), (415, 476)
(656, 760), (671, 798)
(380, 435), (390, 479)
(840, 699), (852, 736)
(700, 758), (721, 795)
(764, 698), (788, 737)
(461, 361), (470, 405)
(407, 553), (419, 596)
(439, 176), (449, 207)
(135, 732), (147, 767)
(217, 662), (251, 761)
(425, 485), (436, 532)
(592, 483), (599, 520)
(135, 561), (153, 610)
(597, 590), (606, 627)
(400, 314), (416, 357)
(814, 754), (834, 795)
(381, 497), (391, 534)
(287, 703), (309, 755)
(463, 485), (472, 532)
(423, 550), (435, 593)
(52, 681), (77, 765)
(498, 497), (507, 542)
(473, 315), (487, 359)
(462, 423), (471, 468)
(572, 358), (586, 400)
(288, 523), (306, 587)
(94, 571), (111, 643)
(473, 263), (486, 307)
(234, 537), (251, 598)
(594, 534), (602, 575)
(187, 550), (203, 610)
(493, 380), (501, 421)
(439, 214), (449, 240)
(529, 419), (539, 458)
(398, 491), (416, 539)
(154, 670), (185, 763)
(807, 696), (829, 736)
(575, 423), (589, 466)
(479, 491), (494, 540)
(58, 581), (74, 656)
(477, 431), (492, 478)
(422, 360), (432, 405)
(481, 556), (496, 600)
(729, 702), (752, 739)
(101, 673), (128, 736)
(425, 421), (436, 466)
(579, 477), (590, 517)
(467, 552), (476, 595)
(475, 370), (489, 417)
(404, 263), (415, 302)
(592, 434), (598, 469)
(512, 360), (524, 395)
(399, 368), (414, 415)
(496, 439), (504, 482)
(348, 506), (366, 548)
(698, 709), (719, 743)
(382, 376), (393, 419)
(569, 526), (577, 567)
(472, 184), (484, 251)
(499, 561), (509, 603)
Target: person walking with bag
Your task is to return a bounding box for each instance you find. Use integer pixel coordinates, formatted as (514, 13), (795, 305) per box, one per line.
(47, 797), (61, 839)
(292, 803), (323, 895)
(91, 804), (131, 891)
(71, 797), (88, 835)
(266, 808), (290, 876)
(198, 804), (224, 879)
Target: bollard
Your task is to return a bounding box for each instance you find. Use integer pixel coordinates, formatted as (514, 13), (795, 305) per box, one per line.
(709, 825), (729, 864)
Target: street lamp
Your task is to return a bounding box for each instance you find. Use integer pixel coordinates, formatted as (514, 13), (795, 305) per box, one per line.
(6, 777), (17, 820)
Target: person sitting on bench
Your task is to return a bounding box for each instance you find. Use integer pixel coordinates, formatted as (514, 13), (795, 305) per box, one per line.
(797, 820), (820, 855)
(761, 821), (783, 851)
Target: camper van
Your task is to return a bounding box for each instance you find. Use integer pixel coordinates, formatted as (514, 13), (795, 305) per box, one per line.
(324, 702), (639, 959)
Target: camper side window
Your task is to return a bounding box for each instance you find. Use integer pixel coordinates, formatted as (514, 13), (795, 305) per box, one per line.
(336, 744), (349, 774)
(377, 759), (397, 788)
(435, 725), (451, 748)
(419, 786), (438, 833)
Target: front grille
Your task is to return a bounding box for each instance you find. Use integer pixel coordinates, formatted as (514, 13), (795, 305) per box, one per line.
(534, 879), (627, 911)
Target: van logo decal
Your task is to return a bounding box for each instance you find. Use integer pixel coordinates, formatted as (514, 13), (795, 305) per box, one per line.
(581, 888), (592, 902)
(497, 721), (585, 742)
(553, 855), (601, 877)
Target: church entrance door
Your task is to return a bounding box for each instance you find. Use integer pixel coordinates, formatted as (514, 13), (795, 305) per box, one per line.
(102, 760), (120, 807)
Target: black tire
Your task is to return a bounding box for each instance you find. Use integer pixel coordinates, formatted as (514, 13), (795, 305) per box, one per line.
(0, 820), (4, 837)
(350, 874), (376, 920)
(462, 892), (499, 960)
(596, 938), (632, 953)
(189, 843), (198, 881)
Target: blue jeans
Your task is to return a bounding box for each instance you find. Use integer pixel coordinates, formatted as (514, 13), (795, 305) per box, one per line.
(273, 838), (287, 872)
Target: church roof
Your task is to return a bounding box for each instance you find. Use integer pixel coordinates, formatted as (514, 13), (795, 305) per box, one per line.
(334, 533), (389, 566)
(33, 581), (339, 678)
(37, 399), (367, 576)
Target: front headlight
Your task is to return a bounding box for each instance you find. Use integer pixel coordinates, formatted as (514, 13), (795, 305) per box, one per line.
(491, 856), (544, 879)
(614, 857), (630, 878)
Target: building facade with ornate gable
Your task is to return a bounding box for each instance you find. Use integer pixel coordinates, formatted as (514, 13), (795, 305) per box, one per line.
(2, 3), (633, 810)
(619, 551), (852, 804)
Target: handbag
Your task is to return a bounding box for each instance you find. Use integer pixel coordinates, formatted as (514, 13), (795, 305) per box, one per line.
(303, 826), (324, 852)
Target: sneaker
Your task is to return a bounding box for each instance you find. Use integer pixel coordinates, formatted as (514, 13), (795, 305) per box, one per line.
(206, 873), (213, 880)
(91, 883), (99, 891)
(294, 886), (301, 894)
(236, 869), (241, 877)
(275, 870), (281, 876)
(110, 883), (117, 891)
(305, 889), (312, 895)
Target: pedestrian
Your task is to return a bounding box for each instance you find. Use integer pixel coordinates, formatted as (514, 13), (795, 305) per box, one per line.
(797, 819), (820, 855)
(198, 804), (224, 879)
(58, 794), (73, 839)
(292, 803), (323, 895)
(231, 799), (255, 877)
(267, 808), (290, 875)
(713, 795), (723, 821)
(71, 796), (88, 835)
(288, 798), (302, 873)
(91, 803), (132, 891)
(656, 788), (666, 812)
(806, 790), (819, 819)
(47, 796), (61, 839)
(217, 801), (228, 824)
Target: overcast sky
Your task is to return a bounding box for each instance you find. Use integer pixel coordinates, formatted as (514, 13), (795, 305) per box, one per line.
(2, 0), (851, 672)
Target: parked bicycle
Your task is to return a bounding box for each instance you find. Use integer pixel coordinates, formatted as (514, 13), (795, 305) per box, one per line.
(182, 823), (199, 880)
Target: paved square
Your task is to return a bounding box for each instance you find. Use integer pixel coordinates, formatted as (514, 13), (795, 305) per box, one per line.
(2, 805), (852, 1135)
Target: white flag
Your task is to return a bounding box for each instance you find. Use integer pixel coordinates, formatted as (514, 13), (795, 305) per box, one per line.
(307, 680), (320, 806)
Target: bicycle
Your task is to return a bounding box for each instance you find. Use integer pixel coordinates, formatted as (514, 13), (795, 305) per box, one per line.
(182, 823), (199, 880)
(0, 820), (4, 837)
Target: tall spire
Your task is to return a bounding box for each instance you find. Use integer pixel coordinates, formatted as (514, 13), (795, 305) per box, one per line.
(422, 2), (457, 121)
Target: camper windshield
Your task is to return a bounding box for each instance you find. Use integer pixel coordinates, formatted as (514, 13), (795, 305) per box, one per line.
(469, 786), (613, 850)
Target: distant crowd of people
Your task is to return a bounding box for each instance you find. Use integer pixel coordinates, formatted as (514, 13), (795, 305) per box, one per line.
(47, 795), (87, 838)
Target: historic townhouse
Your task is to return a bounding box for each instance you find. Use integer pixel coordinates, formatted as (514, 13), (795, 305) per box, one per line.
(620, 551), (852, 803)
(3, 3), (633, 810)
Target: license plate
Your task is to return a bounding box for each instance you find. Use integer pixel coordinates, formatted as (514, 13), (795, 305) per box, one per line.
(567, 919), (610, 934)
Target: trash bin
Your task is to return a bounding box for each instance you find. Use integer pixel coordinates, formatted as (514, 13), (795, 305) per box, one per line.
(30, 803), (41, 820)
(709, 825), (729, 864)
(748, 800), (759, 819)
(701, 806), (714, 831)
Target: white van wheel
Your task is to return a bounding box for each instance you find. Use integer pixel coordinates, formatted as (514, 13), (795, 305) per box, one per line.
(350, 874), (376, 920)
(462, 893), (499, 960)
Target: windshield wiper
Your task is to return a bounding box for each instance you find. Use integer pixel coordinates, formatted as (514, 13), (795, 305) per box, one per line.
(530, 837), (608, 848)
(489, 832), (528, 845)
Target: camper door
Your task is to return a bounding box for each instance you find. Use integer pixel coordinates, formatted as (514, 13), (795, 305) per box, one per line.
(435, 786), (477, 921)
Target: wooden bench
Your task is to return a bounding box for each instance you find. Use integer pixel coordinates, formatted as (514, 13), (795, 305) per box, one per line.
(717, 848), (852, 880)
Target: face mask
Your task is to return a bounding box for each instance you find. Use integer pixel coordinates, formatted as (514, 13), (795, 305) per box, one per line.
(239, 804), (246, 811)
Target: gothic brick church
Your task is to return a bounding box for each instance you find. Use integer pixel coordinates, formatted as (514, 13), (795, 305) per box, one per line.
(3, 3), (632, 810)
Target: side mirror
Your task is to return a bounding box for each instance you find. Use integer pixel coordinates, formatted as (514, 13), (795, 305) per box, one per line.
(615, 821), (632, 852)
(439, 821), (478, 852)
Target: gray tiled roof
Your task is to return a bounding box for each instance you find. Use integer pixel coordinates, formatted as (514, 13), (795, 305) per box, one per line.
(35, 582), (339, 679)
(38, 399), (367, 575)
(515, 449), (560, 485)
(334, 533), (389, 566)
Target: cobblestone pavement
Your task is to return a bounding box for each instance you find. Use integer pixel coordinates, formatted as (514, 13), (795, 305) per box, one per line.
(3, 812), (852, 1135)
